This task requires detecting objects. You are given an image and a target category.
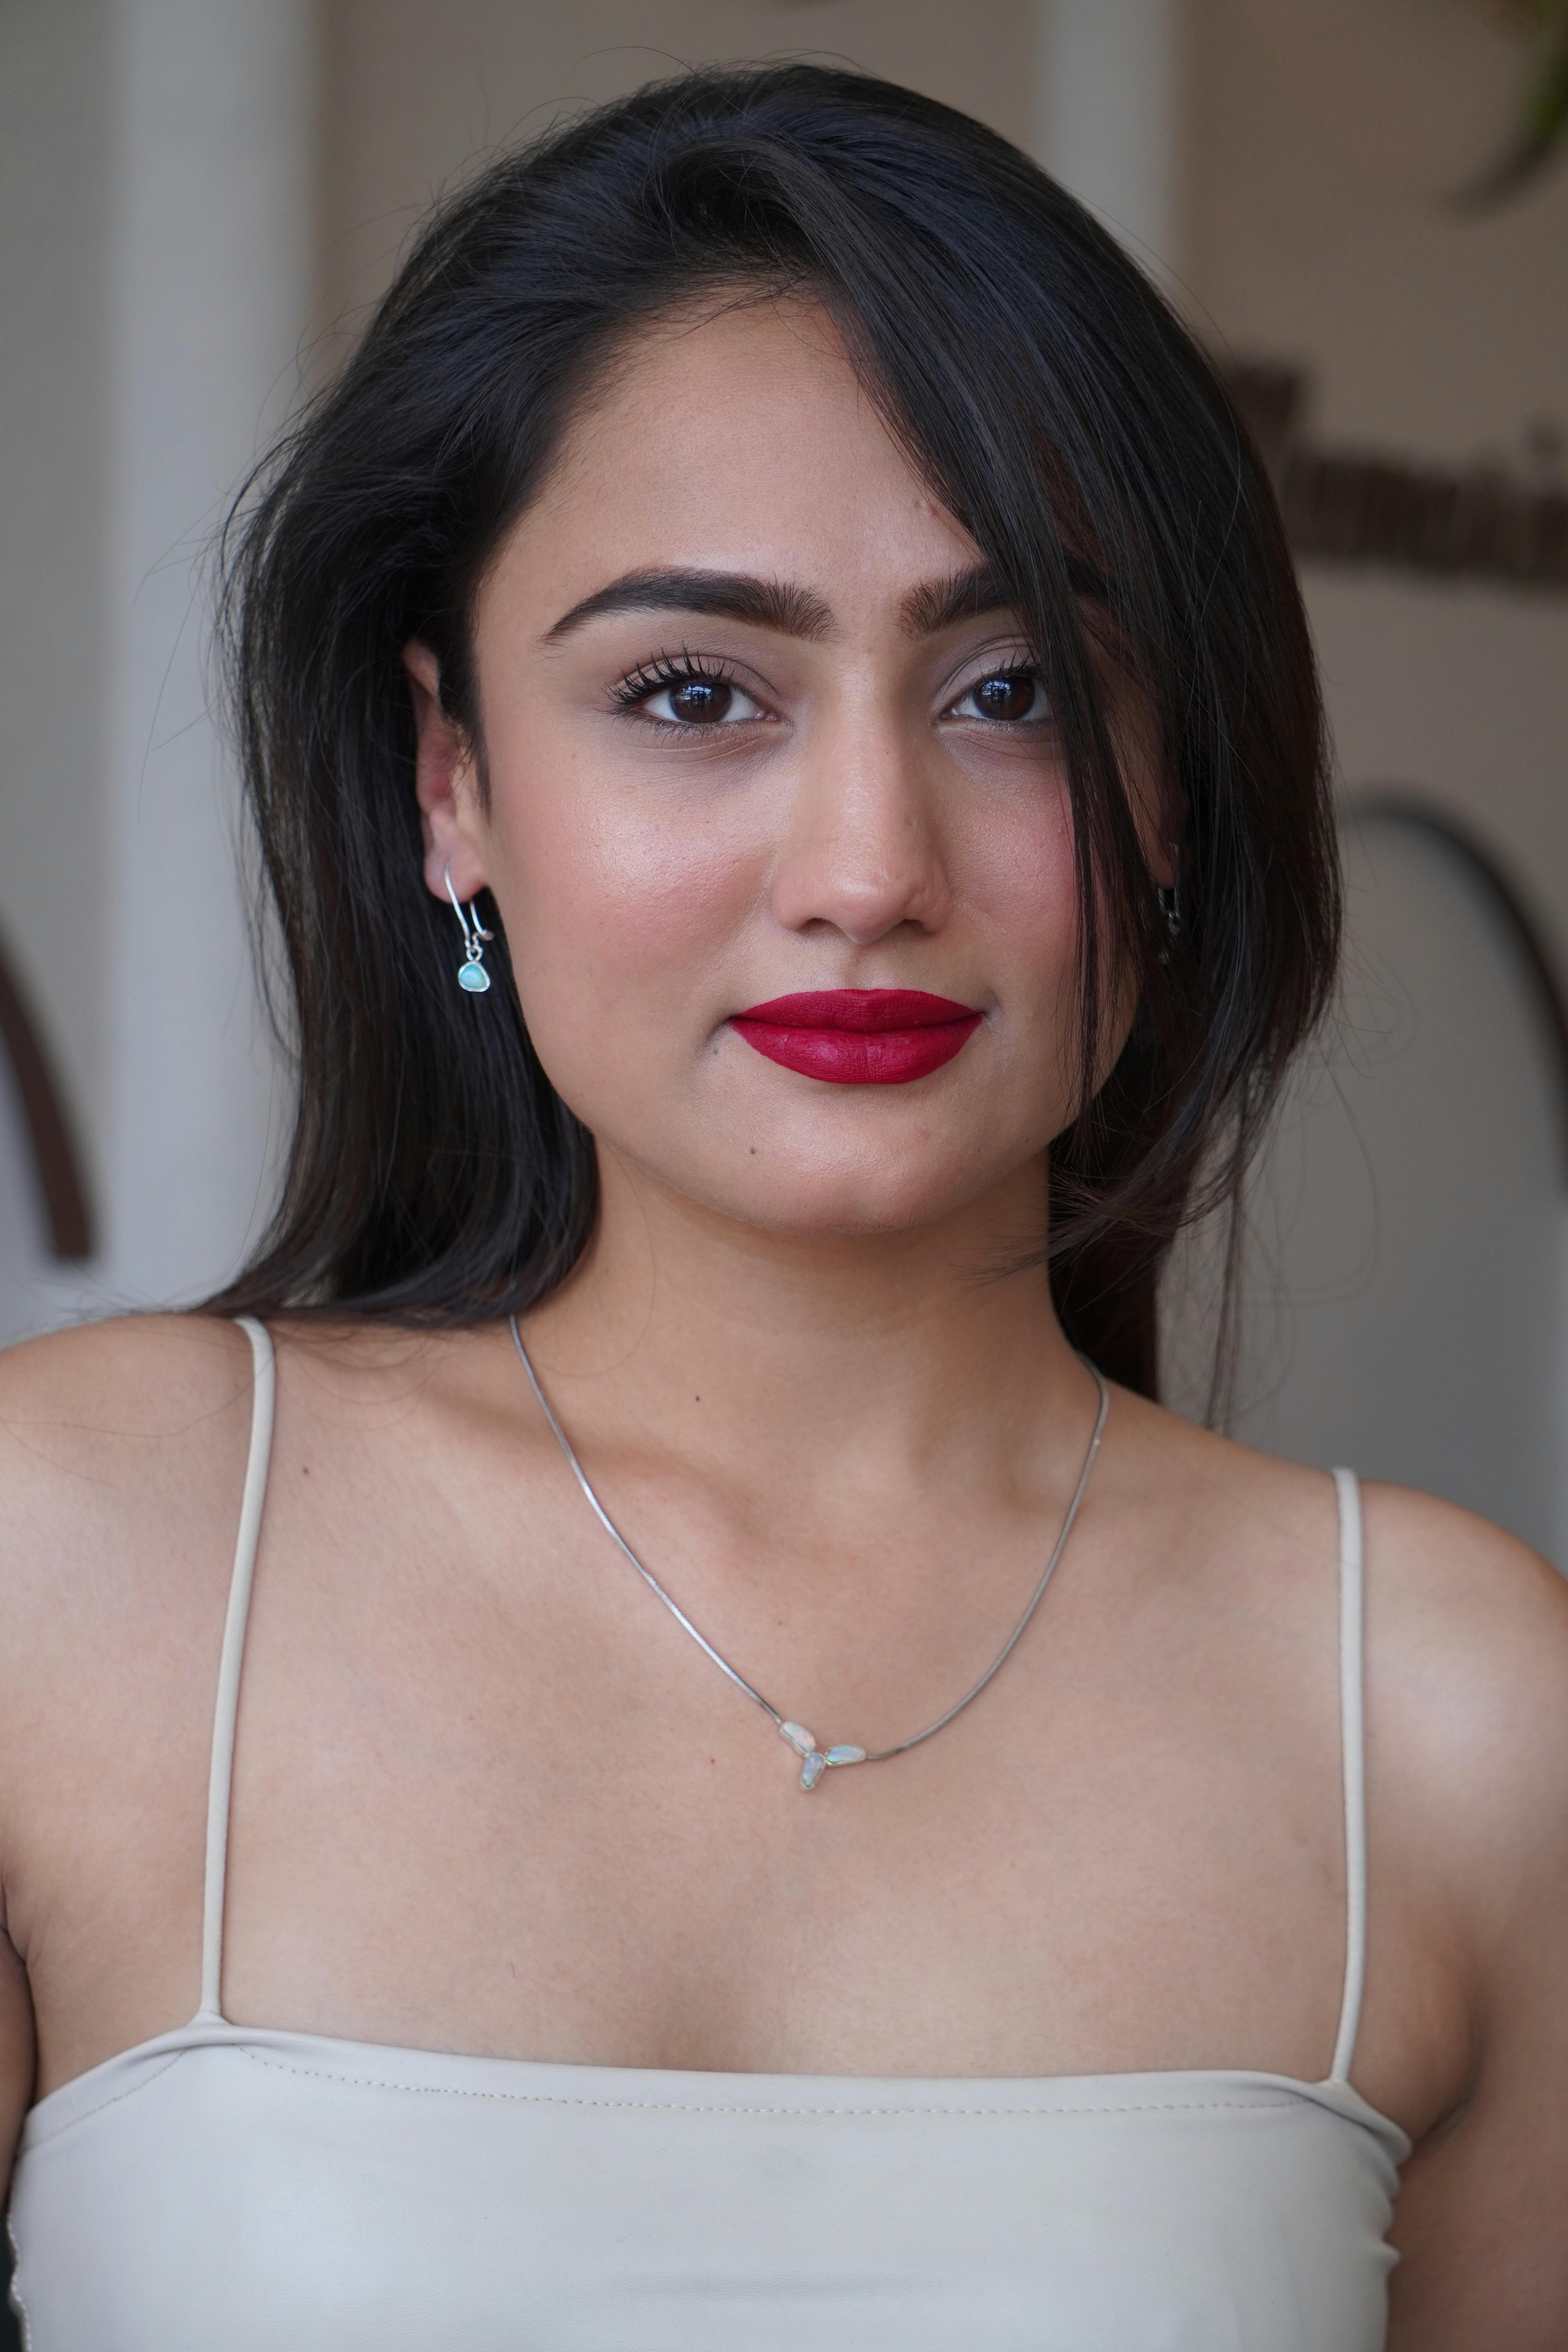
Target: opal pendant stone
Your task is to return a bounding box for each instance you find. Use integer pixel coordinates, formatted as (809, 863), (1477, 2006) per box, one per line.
(779, 1719), (867, 1789)
(458, 962), (491, 993)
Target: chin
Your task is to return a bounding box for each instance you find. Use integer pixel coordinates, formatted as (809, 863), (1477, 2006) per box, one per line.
(706, 1147), (1013, 1240)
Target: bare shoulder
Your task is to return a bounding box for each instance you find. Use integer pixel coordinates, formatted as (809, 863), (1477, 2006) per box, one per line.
(1126, 1381), (1566, 1644)
(0, 1308), (256, 1534)
(1133, 1387), (1568, 1911)
(1105, 1384), (1345, 1599)
(1116, 1387), (1568, 1814)
(0, 1307), (255, 1431)
(1352, 1495), (1568, 2337)
(1359, 1473), (1568, 1669)
(1357, 1480), (1568, 1881)
(0, 1312), (260, 1688)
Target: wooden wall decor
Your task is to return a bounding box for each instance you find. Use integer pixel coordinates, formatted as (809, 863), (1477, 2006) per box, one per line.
(0, 927), (95, 1261)
(1226, 363), (1568, 592)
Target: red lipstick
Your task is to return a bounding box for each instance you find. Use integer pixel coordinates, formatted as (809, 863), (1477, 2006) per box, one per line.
(730, 989), (983, 1085)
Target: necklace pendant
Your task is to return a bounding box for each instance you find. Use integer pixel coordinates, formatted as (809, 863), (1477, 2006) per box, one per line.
(779, 1720), (823, 1787)
(511, 1322), (1108, 1806)
(779, 1720), (867, 1791)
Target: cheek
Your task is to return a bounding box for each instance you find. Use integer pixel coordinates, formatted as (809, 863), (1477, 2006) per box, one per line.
(490, 759), (760, 1069)
(976, 783), (1135, 1102)
(961, 781), (1081, 1008)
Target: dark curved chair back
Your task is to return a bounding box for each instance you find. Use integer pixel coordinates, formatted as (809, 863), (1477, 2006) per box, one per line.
(0, 926), (93, 1263)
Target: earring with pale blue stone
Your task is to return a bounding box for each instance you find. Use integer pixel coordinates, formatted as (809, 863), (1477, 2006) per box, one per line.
(444, 866), (494, 994)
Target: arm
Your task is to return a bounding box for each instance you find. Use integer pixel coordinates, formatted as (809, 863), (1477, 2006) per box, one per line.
(0, 1914), (32, 2197)
(1374, 1487), (1568, 2348)
(0, 1313), (252, 2157)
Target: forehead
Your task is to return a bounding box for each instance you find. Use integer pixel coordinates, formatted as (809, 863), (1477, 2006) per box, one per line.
(486, 296), (984, 626)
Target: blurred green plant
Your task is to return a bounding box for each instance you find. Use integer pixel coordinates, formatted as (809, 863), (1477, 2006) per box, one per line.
(1460, 0), (1568, 203)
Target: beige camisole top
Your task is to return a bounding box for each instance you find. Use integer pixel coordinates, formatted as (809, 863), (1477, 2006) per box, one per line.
(7, 1318), (1410, 2347)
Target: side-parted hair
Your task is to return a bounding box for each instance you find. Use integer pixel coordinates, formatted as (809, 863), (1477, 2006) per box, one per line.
(212, 62), (1339, 1403)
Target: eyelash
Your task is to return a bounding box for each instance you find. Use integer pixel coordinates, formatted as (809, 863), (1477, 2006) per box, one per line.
(607, 650), (1050, 728)
(950, 666), (1049, 724)
(608, 651), (744, 718)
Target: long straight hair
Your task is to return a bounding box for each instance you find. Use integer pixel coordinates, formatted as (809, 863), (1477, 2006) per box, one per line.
(212, 64), (1339, 1402)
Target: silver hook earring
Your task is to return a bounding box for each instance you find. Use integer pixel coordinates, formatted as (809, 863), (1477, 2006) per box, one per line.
(444, 867), (495, 995)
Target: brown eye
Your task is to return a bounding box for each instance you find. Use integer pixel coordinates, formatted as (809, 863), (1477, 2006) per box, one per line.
(630, 671), (765, 726)
(965, 670), (1042, 723)
(665, 677), (734, 724)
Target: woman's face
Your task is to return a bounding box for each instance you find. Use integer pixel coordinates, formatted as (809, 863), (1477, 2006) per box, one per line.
(411, 297), (1142, 1239)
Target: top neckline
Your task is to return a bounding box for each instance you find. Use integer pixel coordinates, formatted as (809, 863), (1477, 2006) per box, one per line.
(20, 2013), (1412, 2165)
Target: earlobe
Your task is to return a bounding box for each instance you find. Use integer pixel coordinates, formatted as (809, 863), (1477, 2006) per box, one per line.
(402, 638), (487, 902)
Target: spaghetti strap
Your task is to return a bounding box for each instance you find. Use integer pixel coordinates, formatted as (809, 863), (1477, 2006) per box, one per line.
(1328, 1467), (1367, 2085)
(194, 1316), (276, 2025)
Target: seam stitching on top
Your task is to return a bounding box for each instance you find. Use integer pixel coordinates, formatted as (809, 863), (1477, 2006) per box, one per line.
(231, 2050), (1304, 2119)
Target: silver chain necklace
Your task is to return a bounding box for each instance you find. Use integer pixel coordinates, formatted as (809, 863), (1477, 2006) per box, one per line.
(509, 1316), (1109, 1792)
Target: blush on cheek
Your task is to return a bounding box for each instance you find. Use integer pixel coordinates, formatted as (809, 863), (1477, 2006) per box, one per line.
(957, 794), (1088, 1104)
(501, 800), (762, 1079)
(967, 798), (1080, 965)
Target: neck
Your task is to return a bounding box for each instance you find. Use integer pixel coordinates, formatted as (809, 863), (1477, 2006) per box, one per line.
(521, 1145), (1091, 1501)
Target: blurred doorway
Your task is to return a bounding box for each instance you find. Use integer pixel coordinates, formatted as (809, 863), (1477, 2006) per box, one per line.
(1166, 798), (1568, 1563)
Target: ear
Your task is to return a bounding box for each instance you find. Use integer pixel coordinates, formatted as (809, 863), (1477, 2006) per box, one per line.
(403, 639), (488, 902)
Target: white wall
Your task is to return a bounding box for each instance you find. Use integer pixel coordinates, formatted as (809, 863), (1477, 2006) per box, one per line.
(1034, 0), (1183, 279)
(99, 0), (316, 1312)
(0, 0), (318, 1339)
(318, 0), (1037, 343)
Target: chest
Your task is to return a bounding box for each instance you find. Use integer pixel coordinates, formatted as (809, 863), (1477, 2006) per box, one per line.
(194, 1519), (1348, 2082)
(15, 1446), (1436, 2123)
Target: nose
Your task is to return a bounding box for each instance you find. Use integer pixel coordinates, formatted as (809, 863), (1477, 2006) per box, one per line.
(769, 715), (951, 947)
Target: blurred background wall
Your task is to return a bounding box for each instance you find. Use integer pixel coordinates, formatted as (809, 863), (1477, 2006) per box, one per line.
(1, 0), (1565, 1550)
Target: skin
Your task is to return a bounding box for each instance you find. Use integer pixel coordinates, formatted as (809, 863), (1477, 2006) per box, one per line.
(2, 297), (1567, 2343)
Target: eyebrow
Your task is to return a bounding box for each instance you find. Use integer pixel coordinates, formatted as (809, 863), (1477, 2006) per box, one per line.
(900, 564), (1010, 635)
(545, 569), (833, 643)
(542, 561), (1020, 646)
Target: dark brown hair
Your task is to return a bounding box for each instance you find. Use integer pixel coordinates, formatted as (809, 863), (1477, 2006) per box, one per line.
(213, 62), (1339, 1403)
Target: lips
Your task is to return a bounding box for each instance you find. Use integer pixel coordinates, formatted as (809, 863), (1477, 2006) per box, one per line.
(730, 989), (983, 1085)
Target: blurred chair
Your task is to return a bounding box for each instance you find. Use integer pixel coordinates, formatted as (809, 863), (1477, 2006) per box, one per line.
(1166, 797), (1568, 1564)
(0, 926), (94, 1347)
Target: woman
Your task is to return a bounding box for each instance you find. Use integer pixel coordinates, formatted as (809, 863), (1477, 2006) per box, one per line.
(2, 64), (1565, 2349)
